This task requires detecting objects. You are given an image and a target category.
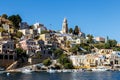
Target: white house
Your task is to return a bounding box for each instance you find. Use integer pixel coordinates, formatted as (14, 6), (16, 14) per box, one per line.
(69, 55), (86, 67)
(110, 51), (120, 69)
(33, 23), (47, 34)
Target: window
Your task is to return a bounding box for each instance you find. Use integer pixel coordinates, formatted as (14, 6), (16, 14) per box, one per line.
(115, 60), (118, 64)
(3, 45), (5, 48)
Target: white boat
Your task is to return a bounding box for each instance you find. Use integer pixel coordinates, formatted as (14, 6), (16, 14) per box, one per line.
(57, 70), (62, 72)
(72, 69), (81, 72)
(92, 66), (107, 71)
(7, 72), (10, 76)
(62, 69), (68, 72)
(62, 69), (72, 72)
(47, 69), (56, 73)
(22, 69), (32, 73)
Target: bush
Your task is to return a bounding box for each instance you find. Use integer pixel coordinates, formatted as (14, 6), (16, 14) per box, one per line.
(53, 48), (63, 58)
(41, 30), (50, 34)
(58, 54), (74, 69)
(54, 64), (61, 69)
(64, 63), (73, 69)
(16, 31), (23, 38)
(43, 58), (51, 66)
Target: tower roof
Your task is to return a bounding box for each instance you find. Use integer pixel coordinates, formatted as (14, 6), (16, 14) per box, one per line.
(63, 18), (67, 23)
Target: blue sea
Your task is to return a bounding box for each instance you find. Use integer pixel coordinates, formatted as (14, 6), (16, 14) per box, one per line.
(0, 71), (120, 80)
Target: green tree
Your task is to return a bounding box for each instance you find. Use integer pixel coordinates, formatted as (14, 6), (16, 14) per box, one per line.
(73, 25), (79, 35)
(79, 43), (92, 53)
(33, 51), (42, 58)
(53, 48), (63, 58)
(113, 47), (120, 51)
(1, 14), (8, 19)
(43, 58), (51, 66)
(15, 48), (28, 61)
(16, 48), (24, 54)
(69, 28), (73, 34)
(8, 14), (22, 29)
(58, 54), (73, 69)
(58, 54), (69, 65)
(64, 63), (73, 69)
(94, 43), (105, 49)
(104, 39), (117, 49)
(69, 45), (78, 54)
(109, 40), (117, 47)
(87, 34), (94, 44)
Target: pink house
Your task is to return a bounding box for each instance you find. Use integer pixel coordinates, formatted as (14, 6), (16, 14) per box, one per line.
(19, 39), (40, 54)
(19, 39), (28, 50)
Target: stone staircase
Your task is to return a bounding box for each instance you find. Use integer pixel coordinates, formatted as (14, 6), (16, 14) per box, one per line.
(7, 61), (18, 70)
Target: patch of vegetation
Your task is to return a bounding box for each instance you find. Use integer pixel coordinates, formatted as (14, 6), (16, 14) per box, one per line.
(58, 54), (74, 69)
(43, 58), (52, 66)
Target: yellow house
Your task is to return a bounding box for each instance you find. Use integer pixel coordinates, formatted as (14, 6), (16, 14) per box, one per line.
(99, 49), (113, 55)
(39, 34), (50, 41)
(85, 54), (97, 68)
(70, 54), (98, 69)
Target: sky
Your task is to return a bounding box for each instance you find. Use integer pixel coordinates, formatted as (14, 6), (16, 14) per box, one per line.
(0, 0), (120, 42)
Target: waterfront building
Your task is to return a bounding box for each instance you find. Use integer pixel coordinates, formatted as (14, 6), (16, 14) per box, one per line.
(0, 40), (15, 53)
(70, 53), (106, 69)
(70, 55), (86, 68)
(0, 40), (17, 68)
(110, 51), (120, 69)
(85, 54), (97, 68)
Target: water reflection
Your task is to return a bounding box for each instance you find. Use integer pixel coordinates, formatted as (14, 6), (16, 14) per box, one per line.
(71, 71), (120, 80)
(18, 73), (33, 80)
(0, 71), (120, 80)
